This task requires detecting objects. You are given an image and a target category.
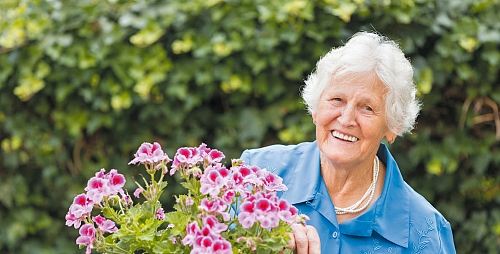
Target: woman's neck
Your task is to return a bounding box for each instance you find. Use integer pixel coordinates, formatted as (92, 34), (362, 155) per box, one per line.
(320, 153), (386, 224)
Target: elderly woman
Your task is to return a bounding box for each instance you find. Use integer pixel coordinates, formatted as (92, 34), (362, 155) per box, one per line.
(239, 32), (456, 253)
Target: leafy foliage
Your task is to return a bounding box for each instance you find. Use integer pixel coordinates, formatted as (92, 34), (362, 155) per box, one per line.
(1, 0), (500, 253)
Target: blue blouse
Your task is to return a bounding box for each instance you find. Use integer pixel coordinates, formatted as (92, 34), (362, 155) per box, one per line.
(240, 141), (456, 253)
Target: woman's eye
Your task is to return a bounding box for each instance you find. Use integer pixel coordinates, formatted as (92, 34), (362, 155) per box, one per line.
(364, 106), (373, 111)
(333, 98), (342, 101)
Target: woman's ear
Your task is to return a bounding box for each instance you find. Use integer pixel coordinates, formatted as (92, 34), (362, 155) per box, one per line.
(385, 132), (398, 144)
(312, 114), (317, 125)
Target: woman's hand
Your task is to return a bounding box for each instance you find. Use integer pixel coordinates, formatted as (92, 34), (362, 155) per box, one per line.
(285, 224), (321, 254)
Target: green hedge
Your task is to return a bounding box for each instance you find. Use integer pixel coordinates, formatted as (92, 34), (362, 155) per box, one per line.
(1, 0), (499, 253)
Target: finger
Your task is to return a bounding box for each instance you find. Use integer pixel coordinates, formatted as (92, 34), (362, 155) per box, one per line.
(286, 232), (295, 250)
(292, 224), (309, 254)
(305, 225), (321, 254)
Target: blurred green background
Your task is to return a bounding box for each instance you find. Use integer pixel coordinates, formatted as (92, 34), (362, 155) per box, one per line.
(1, 0), (500, 253)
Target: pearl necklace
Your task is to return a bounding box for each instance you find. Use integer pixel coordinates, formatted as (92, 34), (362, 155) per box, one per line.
(335, 156), (379, 215)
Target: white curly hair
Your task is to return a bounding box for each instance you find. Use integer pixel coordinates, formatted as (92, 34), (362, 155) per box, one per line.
(301, 31), (421, 136)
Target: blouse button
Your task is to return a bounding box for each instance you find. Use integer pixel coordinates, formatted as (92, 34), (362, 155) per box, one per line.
(332, 231), (339, 238)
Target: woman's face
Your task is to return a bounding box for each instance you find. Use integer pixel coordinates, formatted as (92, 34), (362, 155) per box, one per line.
(312, 73), (397, 167)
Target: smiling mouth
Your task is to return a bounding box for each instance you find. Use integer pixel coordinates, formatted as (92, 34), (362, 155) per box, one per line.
(332, 130), (359, 142)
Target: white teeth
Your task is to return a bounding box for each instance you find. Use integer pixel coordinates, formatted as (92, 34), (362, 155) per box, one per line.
(332, 131), (358, 142)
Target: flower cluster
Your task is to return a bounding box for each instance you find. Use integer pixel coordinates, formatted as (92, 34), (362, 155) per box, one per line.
(66, 142), (307, 254)
(65, 169), (128, 254)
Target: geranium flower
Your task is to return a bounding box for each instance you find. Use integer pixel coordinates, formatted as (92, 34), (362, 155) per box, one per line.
(238, 166), (263, 186)
(133, 188), (143, 198)
(171, 147), (203, 174)
(203, 215), (228, 233)
(183, 221), (232, 254)
(238, 200), (258, 228)
(199, 166), (228, 197)
(262, 170), (288, 192)
(128, 142), (171, 165)
(66, 194), (94, 228)
(182, 221), (201, 246)
(155, 208), (165, 220)
(93, 215), (118, 233)
(221, 189), (235, 204)
(206, 149), (225, 164)
(278, 200), (299, 224)
(70, 194), (93, 217)
(65, 211), (84, 229)
(85, 177), (111, 204)
(198, 198), (230, 221)
(76, 224), (96, 254)
(211, 239), (232, 253)
(106, 169), (126, 195)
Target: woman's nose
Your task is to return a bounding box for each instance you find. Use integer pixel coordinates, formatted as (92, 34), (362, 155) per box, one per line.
(337, 105), (356, 127)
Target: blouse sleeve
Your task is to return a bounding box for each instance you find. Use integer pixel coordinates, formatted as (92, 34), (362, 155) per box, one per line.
(439, 219), (456, 254)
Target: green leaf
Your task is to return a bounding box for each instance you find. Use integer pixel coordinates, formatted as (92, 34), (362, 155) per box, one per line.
(416, 67), (433, 95)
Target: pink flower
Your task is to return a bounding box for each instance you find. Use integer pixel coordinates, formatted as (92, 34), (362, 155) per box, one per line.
(238, 166), (263, 186)
(238, 166), (252, 177)
(71, 194), (93, 216)
(85, 177), (111, 204)
(170, 147), (203, 175)
(197, 143), (210, 154)
(73, 194), (92, 206)
(133, 188), (143, 198)
(238, 191), (283, 229)
(66, 194), (93, 228)
(199, 236), (214, 248)
(256, 198), (272, 212)
(203, 215), (228, 234)
(221, 190), (235, 204)
(238, 200), (257, 228)
(182, 222), (201, 246)
(255, 193), (280, 228)
(155, 208), (165, 220)
(262, 170), (288, 192)
(173, 147), (201, 165)
(277, 199), (298, 223)
(128, 142), (171, 165)
(228, 171), (247, 195)
(199, 167), (227, 197)
(198, 198), (230, 221)
(95, 168), (107, 178)
(182, 219), (232, 254)
(258, 214), (279, 228)
(76, 224), (96, 254)
(99, 219), (119, 234)
(185, 197), (194, 206)
(93, 215), (118, 233)
(211, 239), (232, 253)
(65, 211), (83, 229)
(92, 214), (105, 225)
(170, 143), (227, 176)
(206, 149), (225, 164)
(106, 169), (126, 194)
